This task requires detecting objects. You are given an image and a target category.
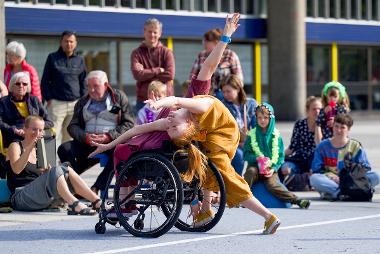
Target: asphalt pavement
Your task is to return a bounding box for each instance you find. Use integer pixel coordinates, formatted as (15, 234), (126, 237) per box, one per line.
(1, 111), (380, 254)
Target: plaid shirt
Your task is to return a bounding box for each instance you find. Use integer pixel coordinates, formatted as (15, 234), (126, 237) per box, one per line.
(189, 48), (243, 93)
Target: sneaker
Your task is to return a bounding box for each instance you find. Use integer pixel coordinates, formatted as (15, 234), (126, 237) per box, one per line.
(263, 214), (281, 235)
(297, 199), (311, 209)
(193, 210), (215, 227)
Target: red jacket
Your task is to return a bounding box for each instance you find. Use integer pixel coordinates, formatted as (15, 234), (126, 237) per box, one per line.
(4, 60), (42, 102)
(130, 42), (175, 101)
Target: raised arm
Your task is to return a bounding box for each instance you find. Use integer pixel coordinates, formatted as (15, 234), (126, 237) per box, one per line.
(88, 118), (169, 158)
(197, 13), (240, 81)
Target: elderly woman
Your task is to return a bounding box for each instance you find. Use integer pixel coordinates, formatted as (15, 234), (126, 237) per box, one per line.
(4, 41), (41, 101)
(0, 72), (53, 149)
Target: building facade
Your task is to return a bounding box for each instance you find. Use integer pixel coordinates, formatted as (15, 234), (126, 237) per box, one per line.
(3, 0), (380, 114)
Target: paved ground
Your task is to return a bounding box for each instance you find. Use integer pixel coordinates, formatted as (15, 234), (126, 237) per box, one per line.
(1, 111), (380, 254)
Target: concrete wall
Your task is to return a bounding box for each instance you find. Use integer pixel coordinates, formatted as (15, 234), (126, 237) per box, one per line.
(267, 0), (306, 120)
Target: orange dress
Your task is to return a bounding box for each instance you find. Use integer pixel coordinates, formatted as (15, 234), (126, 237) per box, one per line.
(193, 95), (253, 207)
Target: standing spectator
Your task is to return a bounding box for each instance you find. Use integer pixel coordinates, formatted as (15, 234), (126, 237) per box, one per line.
(280, 96), (322, 190)
(41, 31), (87, 147)
(4, 41), (41, 101)
(189, 28), (243, 100)
(220, 74), (257, 175)
(58, 70), (134, 194)
(131, 18), (175, 113)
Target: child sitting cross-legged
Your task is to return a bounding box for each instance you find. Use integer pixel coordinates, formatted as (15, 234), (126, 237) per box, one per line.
(243, 103), (311, 209)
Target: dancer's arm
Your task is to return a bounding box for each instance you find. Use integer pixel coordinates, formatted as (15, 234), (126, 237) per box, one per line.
(88, 118), (169, 158)
(197, 13), (240, 81)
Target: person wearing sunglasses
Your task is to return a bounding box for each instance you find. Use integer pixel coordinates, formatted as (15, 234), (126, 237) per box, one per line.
(0, 71), (53, 149)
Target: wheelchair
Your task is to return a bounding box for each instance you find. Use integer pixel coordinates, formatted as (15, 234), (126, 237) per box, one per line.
(94, 142), (226, 238)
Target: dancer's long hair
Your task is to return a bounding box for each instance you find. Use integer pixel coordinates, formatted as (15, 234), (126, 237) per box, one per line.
(172, 116), (207, 185)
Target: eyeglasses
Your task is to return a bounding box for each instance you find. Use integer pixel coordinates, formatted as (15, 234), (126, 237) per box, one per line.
(15, 82), (28, 87)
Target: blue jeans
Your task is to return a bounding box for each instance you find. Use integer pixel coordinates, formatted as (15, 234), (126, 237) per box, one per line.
(231, 147), (244, 175)
(310, 172), (380, 198)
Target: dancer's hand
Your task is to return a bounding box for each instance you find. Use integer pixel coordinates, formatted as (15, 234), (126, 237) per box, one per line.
(145, 96), (178, 110)
(88, 143), (112, 158)
(223, 13), (240, 37)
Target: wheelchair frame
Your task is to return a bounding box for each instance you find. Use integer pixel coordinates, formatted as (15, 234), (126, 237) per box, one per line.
(95, 147), (226, 238)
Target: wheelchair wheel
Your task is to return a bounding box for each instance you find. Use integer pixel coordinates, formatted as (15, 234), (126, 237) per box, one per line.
(163, 160), (226, 232)
(114, 153), (183, 238)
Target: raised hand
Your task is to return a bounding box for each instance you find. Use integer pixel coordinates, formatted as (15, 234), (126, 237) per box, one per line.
(223, 13), (240, 37)
(145, 96), (178, 110)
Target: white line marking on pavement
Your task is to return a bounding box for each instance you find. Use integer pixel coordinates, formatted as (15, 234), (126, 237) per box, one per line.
(84, 213), (380, 254)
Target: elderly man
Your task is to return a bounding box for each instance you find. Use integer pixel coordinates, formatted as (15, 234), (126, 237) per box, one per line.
(57, 70), (134, 194)
(131, 18), (175, 112)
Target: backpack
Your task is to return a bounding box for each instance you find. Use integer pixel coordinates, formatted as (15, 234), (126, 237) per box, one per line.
(284, 173), (311, 191)
(338, 153), (374, 201)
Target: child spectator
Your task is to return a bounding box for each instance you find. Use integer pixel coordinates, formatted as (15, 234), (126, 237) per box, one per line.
(136, 81), (167, 125)
(220, 74), (257, 175)
(315, 81), (350, 144)
(90, 13), (281, 235)
(310, 114), (379, 200)
(243, 103), (311, 209)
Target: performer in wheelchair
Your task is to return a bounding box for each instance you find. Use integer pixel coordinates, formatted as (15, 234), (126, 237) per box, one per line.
(89, 13), (280, 235)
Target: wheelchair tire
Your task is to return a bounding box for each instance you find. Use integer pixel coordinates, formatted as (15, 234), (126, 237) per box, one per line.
(114, 153), (183, 238)
(163, 160), (226, 232)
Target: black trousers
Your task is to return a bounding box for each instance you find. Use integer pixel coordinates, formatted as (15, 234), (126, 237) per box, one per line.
(57, 140), (114, 191)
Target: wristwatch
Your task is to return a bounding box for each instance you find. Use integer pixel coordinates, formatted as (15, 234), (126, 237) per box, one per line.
(220, 35), (231, 44)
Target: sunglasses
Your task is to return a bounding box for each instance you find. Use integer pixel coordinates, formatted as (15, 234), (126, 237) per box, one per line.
(15, 82), (28, 87)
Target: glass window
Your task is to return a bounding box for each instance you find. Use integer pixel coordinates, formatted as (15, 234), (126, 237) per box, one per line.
(208, 0), (217, 12)
(351, 0), (358, 19)
(166, 0), (175, 9)
(371, 48), (380, 82)
(307, 46), (331, 83)
(372, 0), (378, 19)
(136, 0), (145, 8)
(339, 47), (368, 81)
(180, 0), (190, 10)
(340, 0), (347, 18)
(194, 0), (203, 11)
(235, 0), (242, 13)
(151, 1), (161, 9)
(362, 0), (368, 19)
(121, 0), (133, 7)
(89, 0), (100, 6)
(246, 0), (254, 14)
(307, 0), (314, 17)
(318, 0), (326, 17)
(221, 0), (230, 12)
(105, 0), (116, 6)
(330, 0), (337, 18)
(72, 0), (83, 4)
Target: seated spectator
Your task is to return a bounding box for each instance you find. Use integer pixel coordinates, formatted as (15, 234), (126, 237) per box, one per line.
(6, 115), (100, 213)
(0, 71), (53, 149)
(136, 80), (167, 125)
(0, 80), (8, 98)
(4, 41), (41, 101)
(280, 96), (322, 190)
(243, 103), (310, 209)
(220, 74), (257, 175)
(310, 114), (380, 200)
(58, 70), (134, 194)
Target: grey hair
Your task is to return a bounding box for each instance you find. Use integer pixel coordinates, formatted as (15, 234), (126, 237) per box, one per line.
(6, 41), (27, 61)
(9, 72), (31, 93)
(144, 18), (162, 31)
(85, 70), (109, 85)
